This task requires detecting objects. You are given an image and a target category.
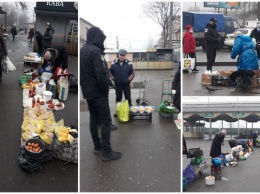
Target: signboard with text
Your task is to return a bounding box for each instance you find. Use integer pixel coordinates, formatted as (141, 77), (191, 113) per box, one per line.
(204, 2), (240, 9)
(203, 113), (214, 118)
(36, 2), (78, 12)
(232, 112), (245, 118)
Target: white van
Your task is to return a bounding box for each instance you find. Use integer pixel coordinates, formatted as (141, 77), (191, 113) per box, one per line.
(246, 20), (259, 28)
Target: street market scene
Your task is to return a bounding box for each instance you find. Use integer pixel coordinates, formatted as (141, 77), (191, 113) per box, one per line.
(182, 2), (260, 96)
(80, 1), (181, 192)
(183, 97), (260, 192)
(0, 2), (78, 192)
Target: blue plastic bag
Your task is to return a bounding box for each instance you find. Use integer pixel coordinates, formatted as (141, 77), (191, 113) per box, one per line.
(212, 158), (222, 167)
(218, 155), (227, 166)
(183, 165), (196, 184)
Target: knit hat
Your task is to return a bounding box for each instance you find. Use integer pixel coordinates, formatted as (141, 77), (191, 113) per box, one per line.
(186, 25), (192, 31)
(44, 51), (51, 61)
(234, 31), (242, 38)
(221, 129), (227, 134)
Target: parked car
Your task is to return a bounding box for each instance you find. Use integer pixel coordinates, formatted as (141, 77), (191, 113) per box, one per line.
(224, 28), (255, 51)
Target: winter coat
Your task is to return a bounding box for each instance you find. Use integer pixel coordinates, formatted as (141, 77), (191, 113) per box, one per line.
(29, 29), (34, 39)
(210, 133), (225, 158)
(204, 23), (221, 49)
(35, 31), (43, 47)
(43, 26), (54, 48)
(11, 27), (17, 35)
(0, 30), (7, 57)
(250, 28), (260, 42)
(183, 31), (196, 53)
(80, 27), (110, 100)
(42, 45), (68, 73)
(109, 59), (135, 86)
(230, 35), (259, 71)
(172, 67), (180, 111)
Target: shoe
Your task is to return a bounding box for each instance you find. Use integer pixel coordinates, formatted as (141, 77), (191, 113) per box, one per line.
(102, 151), (123, 162)
(192, 69), (199, 72)
(183, 70), (189, 73)
(212, 70), (218, 75)
(93, 147), (102, 154)
(114, 113), (117, 117)
(111, 124), (117, 130)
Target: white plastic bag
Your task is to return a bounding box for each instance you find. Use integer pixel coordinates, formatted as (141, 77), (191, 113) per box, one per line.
(6, 56), (16, 71)
(183, 54), (195, 70)
(57, 76), (69, 101)
(41, 72), (52, 83)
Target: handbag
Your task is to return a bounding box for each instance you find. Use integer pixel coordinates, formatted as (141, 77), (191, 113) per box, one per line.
(52, 133), (78, 164)
(1, 56), (8, 74)
(183, 54), (195, 70)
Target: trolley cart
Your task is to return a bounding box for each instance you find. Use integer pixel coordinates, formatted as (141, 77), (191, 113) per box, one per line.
(136, 74), (150, 106)
(158, 80), (176, 117)
(187, 148), (210, 175)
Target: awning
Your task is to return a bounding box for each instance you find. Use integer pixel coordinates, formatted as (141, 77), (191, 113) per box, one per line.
(34, 9), (77, 19)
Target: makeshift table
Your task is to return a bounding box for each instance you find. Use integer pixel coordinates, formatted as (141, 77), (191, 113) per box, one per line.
(23, 52), (42, 70)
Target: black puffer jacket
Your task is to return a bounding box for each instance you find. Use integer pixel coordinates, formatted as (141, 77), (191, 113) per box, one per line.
(109, 59), (135, 86)
(43, 26), (54, 48)
(204, 23), (221, 49)
(172, 66), (180, 111)
(42, 45), (68, 74)
(80, 27), (110, 99)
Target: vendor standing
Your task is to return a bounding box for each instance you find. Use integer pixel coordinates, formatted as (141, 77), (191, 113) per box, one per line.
(210, 129), (226, 158)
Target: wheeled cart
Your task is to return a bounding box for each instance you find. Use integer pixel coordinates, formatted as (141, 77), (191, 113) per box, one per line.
(187, 148), (210, 175)
(159, 80), (176, 116)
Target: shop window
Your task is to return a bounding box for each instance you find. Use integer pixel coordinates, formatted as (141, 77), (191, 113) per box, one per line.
(133, 53), (141, 61)
(148, 52), (156, 61)
(141, 53), (147, 61)
(67, 20), (78, 44)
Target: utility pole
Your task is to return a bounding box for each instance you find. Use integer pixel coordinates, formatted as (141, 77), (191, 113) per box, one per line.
(169, 2), (173, 49)
(116, 35), (119, 49)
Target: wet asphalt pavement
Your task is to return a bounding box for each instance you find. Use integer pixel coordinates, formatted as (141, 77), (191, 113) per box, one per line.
(0, 34), (78, 192)
(80, 69), (181, 192)
(183, 136), (260, 192)
(183, 47), (260, 96)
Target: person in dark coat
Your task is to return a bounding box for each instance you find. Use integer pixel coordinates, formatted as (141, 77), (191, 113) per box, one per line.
(172, 65), (180, 111)
(109, 49), (135, 107)
(43, 22), (54, 50)
(28, 28), (34, 46)
(35, 31), (43, 56)
(210, 129), (226, 158)
(250, 22), (260, 59)
(183, 25), (198, 73)
(80, 26), (122, 162)
(252, 130), (258, 147)
(11, 25), (17, 41)
(42, 45), (68, 75)
(183, 136), (188, 156)
(204, 18), (221, 73)
(228, 139), (237, 148)
(0, 28), (8, 81)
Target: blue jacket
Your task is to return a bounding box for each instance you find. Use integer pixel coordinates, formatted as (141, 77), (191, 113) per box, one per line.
(109, 59), (135, 86)
(230, 35), (259, 70)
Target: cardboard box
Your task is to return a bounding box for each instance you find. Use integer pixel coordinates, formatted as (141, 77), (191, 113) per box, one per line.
(219, 70), (234, 77)
(254, 69), (260, 78)
(201, 74), (213, 85)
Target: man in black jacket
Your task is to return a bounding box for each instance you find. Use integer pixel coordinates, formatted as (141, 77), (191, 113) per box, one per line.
(109, 49), (135, 107)
(80, 26), (122, 162)
(204, 18), (221, 73)
(250, 22), (260, 59)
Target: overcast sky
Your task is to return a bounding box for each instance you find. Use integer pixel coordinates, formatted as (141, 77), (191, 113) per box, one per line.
(80, 0), (162, 50)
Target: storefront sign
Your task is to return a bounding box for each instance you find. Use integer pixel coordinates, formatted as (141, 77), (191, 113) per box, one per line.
(36, 2), (78, 12)
(232, 112), (245, 118)
(204, 2), (240, 9)
(203, 113), (214, 118)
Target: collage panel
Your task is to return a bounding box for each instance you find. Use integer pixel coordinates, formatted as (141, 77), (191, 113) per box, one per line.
(182, 1), (260, 96)
(182, 2), (260, 192)
(0, 1), (78, 192)
(79, 0), (181, 192)
(183, 97), (260, 192)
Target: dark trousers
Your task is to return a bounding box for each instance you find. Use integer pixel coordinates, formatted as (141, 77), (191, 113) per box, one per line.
(206, 48), (217, 71)
(87, 95), (112, 156)
(115, 84), (132, 106)
(189, 52), (197, 70)
(12, 34), (15, 41)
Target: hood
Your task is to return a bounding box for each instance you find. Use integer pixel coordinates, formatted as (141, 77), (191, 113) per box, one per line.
(47, 26), (54, 33)
(237, 35), (252, 42)
(86, 27), (106, 51)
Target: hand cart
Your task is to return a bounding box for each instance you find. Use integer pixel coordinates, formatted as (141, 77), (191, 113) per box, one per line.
(187, 148), (210, 175)
(158, 80), (176, 117)
(136, 74), (150, 106)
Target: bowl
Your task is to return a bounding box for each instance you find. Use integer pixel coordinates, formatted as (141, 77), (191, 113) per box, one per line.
(24, 138), (45, 159)
(205, 176), (215, 185)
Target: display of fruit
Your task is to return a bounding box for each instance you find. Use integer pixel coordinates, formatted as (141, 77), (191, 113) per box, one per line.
(26, 142), (43, 153)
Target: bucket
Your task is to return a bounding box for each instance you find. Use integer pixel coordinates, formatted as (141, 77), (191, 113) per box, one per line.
(205, 176), (215, 185)
(35, 83), (46, 96)
(43, 91), (53, 102)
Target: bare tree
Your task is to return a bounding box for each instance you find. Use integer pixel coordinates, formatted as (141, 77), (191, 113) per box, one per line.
(142, 2), (180, 49)
(15, 2), (28, 10)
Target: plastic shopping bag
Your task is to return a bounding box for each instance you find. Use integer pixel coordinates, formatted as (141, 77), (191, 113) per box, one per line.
(116, 100), (130, 122)
(183, 54), (195, 70)
(57, 76), (69, 101)
(6, 57), (16, 71)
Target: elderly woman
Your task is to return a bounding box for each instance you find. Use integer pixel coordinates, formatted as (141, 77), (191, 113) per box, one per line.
(230, 31), (259, 71)
(210, 129), (226, 158)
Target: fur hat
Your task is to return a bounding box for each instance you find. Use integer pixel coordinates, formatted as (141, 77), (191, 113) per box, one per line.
(221, 129), (227, 134)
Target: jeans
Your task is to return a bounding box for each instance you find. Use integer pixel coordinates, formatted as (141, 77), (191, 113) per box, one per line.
(115, 84), (132, 106)
(206, 48), (217, 71)
(87, 95), (112, 156)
